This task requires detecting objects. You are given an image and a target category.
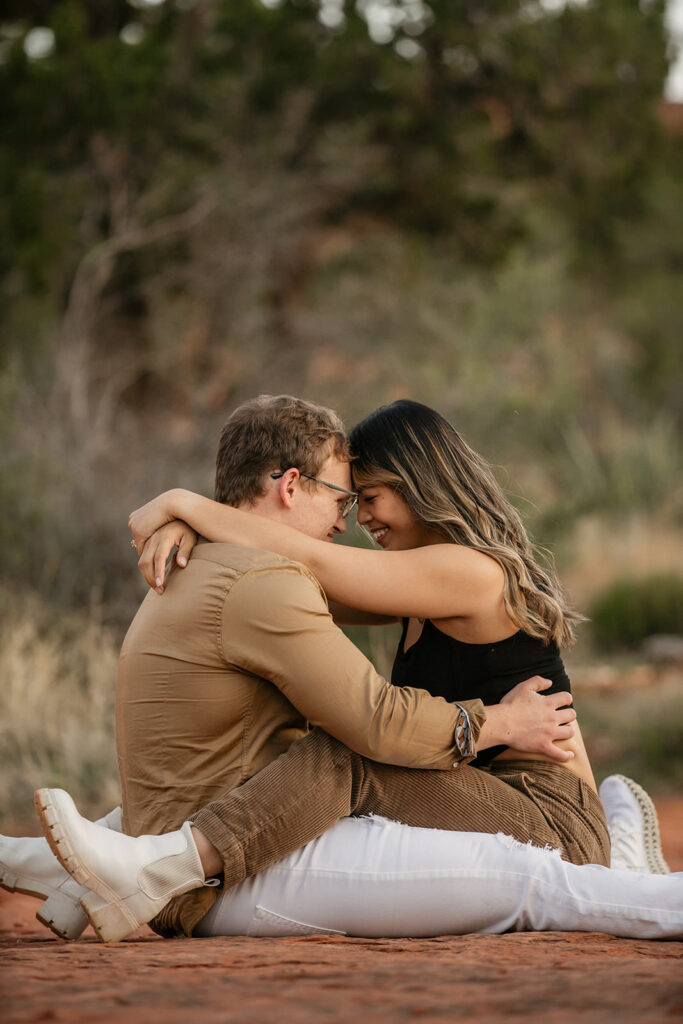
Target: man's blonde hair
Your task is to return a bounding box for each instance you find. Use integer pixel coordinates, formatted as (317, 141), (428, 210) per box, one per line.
(215, 395), (349, 506)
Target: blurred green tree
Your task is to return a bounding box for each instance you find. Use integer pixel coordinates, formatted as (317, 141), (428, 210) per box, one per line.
(0, 0), (680, 618)
(0, 0), (670, 303)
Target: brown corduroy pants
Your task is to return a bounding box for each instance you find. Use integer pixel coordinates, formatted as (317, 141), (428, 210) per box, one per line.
(155, 728), (609, 936)
(193, 727), (609, 883)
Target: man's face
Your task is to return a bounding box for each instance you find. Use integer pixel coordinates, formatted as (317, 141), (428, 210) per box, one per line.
(287, 454), (353, 542)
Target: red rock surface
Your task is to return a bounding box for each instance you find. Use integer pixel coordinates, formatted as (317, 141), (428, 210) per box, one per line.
(1, 799), (681, 1024)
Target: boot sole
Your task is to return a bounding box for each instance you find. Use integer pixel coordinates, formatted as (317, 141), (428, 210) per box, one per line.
(0, 864), (87, 940)
(36, 892), (89, 941)
(34, 789), (140, 942)
(611, 774), (670, 874)
(79, 889), (138, 943)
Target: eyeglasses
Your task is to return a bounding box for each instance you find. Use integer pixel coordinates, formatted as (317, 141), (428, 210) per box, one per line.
(270, 471), (358, 519)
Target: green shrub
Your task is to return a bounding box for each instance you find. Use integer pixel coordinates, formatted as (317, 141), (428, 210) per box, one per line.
(589, 574), (683, 650)
(578, 677), (683, 795)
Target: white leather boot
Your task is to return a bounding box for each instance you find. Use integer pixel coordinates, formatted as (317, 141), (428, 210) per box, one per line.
(599, 774), (670, 874)
(35, 788), (210, 942)
(0, 805), (122, 939)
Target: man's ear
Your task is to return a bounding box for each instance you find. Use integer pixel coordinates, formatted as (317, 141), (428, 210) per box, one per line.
(276, 468), (300, 510)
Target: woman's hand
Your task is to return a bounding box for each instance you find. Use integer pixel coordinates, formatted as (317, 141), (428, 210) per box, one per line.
(137, 521), (197, 593)
(495, 676), (577, 762)
(129, 489), (184, 554)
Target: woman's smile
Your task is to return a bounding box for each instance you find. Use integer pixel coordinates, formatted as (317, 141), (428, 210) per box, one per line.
(356, 485), (431, 550)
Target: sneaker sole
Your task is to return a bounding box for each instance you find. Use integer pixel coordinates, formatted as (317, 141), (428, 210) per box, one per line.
(34, 789), (139, 942)
(610, 774), (670, 874)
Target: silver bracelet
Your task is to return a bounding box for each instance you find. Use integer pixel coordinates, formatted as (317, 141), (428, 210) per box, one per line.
(452, 702), (475, 765)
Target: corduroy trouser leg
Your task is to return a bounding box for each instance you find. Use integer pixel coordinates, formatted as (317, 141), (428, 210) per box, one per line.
(191, 728), (610, 893)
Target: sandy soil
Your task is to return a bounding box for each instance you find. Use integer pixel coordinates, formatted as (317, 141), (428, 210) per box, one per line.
(1, 799), (681, 1024)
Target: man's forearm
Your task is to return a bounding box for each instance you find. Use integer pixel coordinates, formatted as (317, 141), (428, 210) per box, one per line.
(476, 705), (513, 752)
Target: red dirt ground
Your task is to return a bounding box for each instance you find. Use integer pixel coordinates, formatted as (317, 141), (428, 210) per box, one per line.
(1, 799), (681, 1024)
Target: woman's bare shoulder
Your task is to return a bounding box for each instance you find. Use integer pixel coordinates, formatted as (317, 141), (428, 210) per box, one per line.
(417, 543), (505, 584)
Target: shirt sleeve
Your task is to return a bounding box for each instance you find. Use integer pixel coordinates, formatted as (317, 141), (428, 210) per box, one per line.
(221, 563), (485, 770)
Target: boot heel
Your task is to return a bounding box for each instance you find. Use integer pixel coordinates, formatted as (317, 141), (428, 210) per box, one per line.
(37, 892), (89, 941)
(80, 890), (137, 943)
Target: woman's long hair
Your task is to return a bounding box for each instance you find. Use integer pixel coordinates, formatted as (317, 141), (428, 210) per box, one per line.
(350, 400), (581, 647)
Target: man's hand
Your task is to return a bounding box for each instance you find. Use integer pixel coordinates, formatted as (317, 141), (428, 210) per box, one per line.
(481, 676), (576, 763)
(129, 490), (181, 555)
(138, 521), (197, 593)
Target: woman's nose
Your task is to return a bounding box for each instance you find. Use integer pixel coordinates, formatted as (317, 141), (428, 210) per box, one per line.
(356, 503), (371, 525)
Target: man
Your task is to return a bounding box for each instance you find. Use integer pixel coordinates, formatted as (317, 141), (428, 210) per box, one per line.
(2, 396), (665, 942)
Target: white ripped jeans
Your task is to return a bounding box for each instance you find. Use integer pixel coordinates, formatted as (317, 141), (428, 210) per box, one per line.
(195, 816), (683, 940)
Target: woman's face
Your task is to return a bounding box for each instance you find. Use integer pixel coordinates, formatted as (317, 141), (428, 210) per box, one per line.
(356, 484), (436, 550)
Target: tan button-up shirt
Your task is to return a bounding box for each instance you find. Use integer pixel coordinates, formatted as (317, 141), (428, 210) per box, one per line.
(116, 542), (485, 931)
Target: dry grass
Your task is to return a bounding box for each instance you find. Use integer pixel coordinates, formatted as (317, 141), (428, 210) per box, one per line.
(0, 590), (121, 830)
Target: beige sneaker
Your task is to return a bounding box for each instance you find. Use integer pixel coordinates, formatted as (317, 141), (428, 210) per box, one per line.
(599, 774), (670, 874)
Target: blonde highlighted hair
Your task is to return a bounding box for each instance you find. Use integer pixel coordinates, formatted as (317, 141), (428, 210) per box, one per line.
(350, 400), (581, 647)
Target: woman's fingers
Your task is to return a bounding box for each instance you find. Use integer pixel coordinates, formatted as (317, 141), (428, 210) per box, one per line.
(136, 523), (196, 593)
(175, 528), (197, 568)
(137, 534), (171, 592)
(154, 538), (173, 591)
(138, 542), (158, 590)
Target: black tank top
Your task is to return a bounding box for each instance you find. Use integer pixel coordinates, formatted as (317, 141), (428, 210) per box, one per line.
(391, 618), (571, 764)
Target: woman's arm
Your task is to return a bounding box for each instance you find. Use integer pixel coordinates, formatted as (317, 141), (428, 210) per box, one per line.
(130, 489), (503, 619)
(136, 522), (399, 626)
(326, 601), (398, 626)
